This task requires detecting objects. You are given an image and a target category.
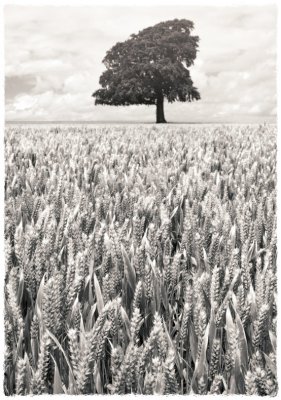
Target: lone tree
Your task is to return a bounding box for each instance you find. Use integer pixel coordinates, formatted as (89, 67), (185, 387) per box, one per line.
(92, 19), (200, 123)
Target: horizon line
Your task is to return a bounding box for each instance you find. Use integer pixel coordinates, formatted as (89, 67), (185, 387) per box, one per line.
(5, 120), (276, 125)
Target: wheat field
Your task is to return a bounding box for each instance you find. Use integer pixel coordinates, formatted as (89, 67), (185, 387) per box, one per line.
(4, 124), (277, 395)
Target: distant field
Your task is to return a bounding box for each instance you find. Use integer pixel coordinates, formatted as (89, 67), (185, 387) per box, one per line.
(4, 124), (277, 395)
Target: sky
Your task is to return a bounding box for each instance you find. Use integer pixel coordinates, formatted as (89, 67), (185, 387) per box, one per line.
(4, 5), (277, 123)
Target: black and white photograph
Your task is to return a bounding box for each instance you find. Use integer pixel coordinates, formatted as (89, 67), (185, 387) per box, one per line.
(2, 0), (278, 396)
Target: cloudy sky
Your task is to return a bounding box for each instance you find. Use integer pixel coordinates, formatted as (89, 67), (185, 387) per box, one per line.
(5, 5), (277, 123)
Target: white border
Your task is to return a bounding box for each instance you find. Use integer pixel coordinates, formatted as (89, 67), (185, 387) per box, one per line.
(0, 1), (279, 399)
(1, 0), (279, 5)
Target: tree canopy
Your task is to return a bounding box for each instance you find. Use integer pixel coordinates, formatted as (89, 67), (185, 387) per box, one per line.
(92, 19), (201, 123)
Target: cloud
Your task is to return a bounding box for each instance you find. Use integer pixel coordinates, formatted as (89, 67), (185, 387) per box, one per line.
(5, 75), (36, 100)
(13, 95), (37, 111)
(4, 5), (277, 122)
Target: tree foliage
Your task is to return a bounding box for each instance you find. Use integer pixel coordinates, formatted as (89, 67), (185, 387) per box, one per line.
(93, 19), (201, 122)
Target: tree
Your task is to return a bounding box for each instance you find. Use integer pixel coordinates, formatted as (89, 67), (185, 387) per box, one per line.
(92, 19), (201, 123)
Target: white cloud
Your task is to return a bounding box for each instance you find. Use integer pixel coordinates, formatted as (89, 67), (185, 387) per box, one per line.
(14, 95), (37, 111)
(249, 105), (262, 114)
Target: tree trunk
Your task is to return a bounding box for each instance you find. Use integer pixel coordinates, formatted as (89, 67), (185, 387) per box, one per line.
(156, 95), (167, 123)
